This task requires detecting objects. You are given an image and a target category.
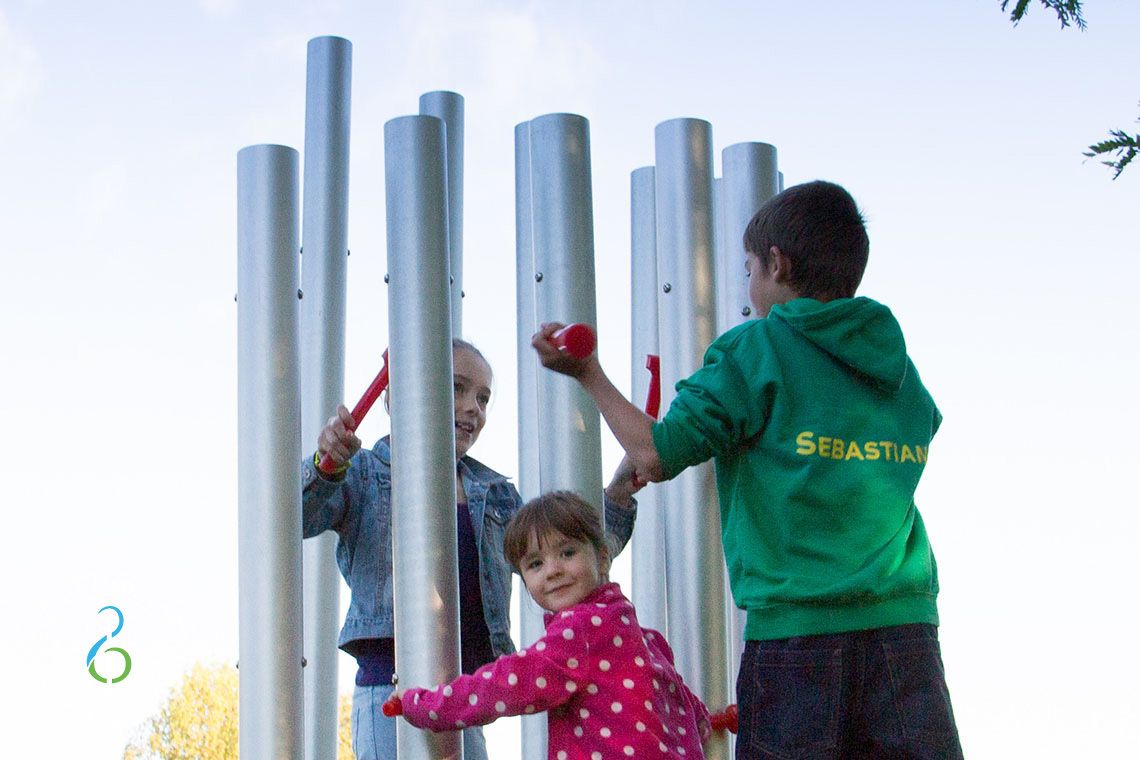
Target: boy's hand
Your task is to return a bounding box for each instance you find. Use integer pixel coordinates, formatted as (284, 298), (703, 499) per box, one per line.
(531, 322), (598, 379)
(317, 404), (362, 469)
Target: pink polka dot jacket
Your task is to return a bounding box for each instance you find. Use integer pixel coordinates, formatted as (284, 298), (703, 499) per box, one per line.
(401, 581), (711, 759)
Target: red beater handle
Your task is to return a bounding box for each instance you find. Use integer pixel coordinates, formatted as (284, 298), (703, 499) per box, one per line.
(382, 693), (403, 717)
(630, 354), (662, 488)
(551, 323), (596, 359)
(710, 704), (738, 734)
(644, 354), (661, 420)
(318, 349), (390, 474)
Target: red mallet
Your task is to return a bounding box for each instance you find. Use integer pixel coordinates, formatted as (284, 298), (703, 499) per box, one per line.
(551, 323), (596, 359)
(381, 694), (403, 717)
(630, 353), (662, 488)
(643, 354), (661, 420)
(710, 704), (738, 734)
(318, 349), (390, 474)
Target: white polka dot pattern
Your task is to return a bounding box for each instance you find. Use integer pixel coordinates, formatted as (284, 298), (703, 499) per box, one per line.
(395, 582), (708, 760)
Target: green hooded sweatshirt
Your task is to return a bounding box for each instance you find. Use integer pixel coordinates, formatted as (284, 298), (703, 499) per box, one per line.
(651, 297), (941, 640)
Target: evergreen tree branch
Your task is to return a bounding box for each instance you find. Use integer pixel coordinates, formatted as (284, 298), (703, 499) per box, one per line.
(1084, 110), (1140, 180)
(1001, 0), (1087, 30)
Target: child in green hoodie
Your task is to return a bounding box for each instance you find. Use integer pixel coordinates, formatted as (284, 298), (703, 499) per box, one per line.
(533, 180), (963, 759)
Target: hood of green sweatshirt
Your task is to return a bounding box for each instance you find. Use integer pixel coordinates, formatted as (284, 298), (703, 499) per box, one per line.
(768, 297), (908, 394)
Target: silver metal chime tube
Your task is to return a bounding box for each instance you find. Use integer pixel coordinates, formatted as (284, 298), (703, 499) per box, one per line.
(629, 166), (667, 636)
(654, 118), (731, 760)
(236, 144), (305, 760)
(385, 115), (462, 760)
(419, 91), (464, 337)
(513, 120), (547, 760)
(719, 142), (778, 328)
(528, 113), (603, 503)
(520, 112), (605, 760)
(299, 36), (352, 760)
(716, 142), (779, 700)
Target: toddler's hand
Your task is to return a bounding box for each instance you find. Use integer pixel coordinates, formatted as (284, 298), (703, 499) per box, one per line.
(605, 456), (645, 507)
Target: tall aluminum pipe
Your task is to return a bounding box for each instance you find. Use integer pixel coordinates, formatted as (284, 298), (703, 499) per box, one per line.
(717, 142), (779, 699)
(384, 115), (462, 760)
(527, 113), (603, 506)
(299, 36), (352, 760)
(629, 166), (667, 635)
(513, 120), (547, 760)
(236, 144), (304, 760)
(653, 118), (731, 760)
(719, 143), (778, 329)
(514, 112), (605, 760)
(419, 91), (464, 337)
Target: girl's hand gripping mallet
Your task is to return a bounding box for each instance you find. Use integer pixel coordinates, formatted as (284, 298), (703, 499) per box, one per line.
(318, 349), (390, 474)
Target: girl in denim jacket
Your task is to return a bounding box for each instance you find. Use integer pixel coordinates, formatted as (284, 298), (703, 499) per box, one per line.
(302, 339), (639, 760)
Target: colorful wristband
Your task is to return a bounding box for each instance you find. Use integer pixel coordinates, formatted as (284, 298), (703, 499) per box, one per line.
(314, 450), (350, 477)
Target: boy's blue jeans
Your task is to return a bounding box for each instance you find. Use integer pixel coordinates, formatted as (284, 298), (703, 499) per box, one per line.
(736, 623), (963, 759)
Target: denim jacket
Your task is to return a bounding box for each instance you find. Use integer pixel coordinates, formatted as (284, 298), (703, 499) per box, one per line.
(301, 436), (637, 658)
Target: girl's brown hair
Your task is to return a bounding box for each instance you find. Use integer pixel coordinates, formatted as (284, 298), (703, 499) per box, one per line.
(503, 490), (611, 574)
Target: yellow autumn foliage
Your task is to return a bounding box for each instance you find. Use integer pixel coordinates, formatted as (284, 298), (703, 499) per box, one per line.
(124, 662), (354, 759)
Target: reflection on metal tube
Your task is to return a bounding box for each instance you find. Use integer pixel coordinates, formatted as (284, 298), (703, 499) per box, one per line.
(384, 115), (462, 760)
(629, 166), (667, 636)
(513, 118), (548, 760)
(300, 35), (352, 760)
(420, 91), (465, 337)
(237, 143), (304, 760)
(654, 118), (731, 760)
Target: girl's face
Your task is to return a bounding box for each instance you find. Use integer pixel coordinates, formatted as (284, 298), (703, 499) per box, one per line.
(519, 530), (608, 613)
(453, 347), (492, 460)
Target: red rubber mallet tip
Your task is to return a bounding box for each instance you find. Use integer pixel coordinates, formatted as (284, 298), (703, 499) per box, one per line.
(710, 704), (738, 734)
(552, 323), (596, 359)
(382, 695), (403, 717)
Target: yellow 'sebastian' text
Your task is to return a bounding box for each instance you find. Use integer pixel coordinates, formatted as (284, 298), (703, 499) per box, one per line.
(795, 431), (928, 464)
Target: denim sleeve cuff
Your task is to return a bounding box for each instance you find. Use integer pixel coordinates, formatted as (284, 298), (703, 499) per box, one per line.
(303, 452), (347, 493)
(603, 492), (637, 548)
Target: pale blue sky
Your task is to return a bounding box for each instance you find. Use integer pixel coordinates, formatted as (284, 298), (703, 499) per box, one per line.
(2, 1), (1137, 757)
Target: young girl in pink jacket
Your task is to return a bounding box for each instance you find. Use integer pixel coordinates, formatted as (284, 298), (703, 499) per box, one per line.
(392, 490), (727, 759)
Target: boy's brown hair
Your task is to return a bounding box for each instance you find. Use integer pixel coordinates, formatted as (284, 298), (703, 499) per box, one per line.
(503, 490), (611, 574)
(743, 180), (870, 301)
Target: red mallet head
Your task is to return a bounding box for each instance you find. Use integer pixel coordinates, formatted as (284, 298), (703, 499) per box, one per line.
(551, 323), (596, 359)
(381, 694), (403, 717)
(710, 704), (738, 734)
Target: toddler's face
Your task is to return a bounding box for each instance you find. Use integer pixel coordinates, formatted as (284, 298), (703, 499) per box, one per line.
(519, 530), (605, 613)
